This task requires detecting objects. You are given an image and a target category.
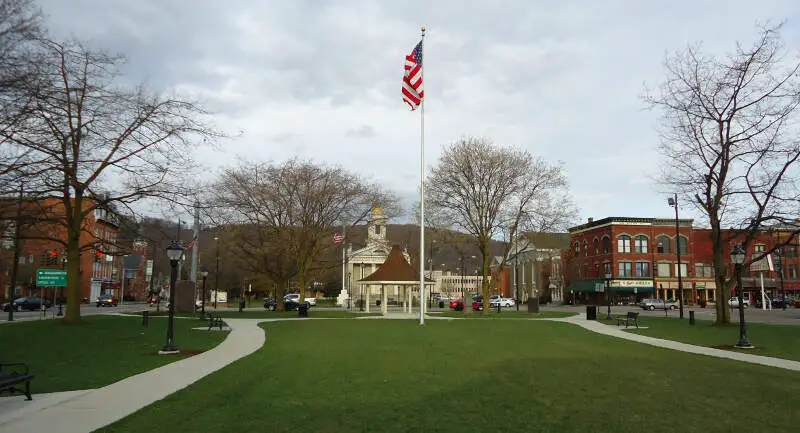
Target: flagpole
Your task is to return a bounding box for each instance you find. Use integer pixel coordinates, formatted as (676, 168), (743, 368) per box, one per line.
(341, 224), (347, 309)
(419, 25), (426, 326)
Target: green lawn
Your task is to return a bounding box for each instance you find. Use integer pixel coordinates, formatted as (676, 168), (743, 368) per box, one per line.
(128, 310), (383, 320)
(436, 310), (576, 319)
(0, 315), (227, 393)
(598, 315), (800, 362)
(101, 319), (798, 433)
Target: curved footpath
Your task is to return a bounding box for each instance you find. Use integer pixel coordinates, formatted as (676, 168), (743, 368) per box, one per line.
(0, 318), (275, 433)
(547, 313), (800, 371)
(3, 314), (799, 432)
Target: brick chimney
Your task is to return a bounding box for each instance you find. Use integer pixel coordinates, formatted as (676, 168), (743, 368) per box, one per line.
(588, 217), (594, 223)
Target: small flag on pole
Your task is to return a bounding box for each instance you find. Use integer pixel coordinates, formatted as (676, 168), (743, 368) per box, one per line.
(402, 40), (424, 110)
(184, 237), (198, 250)
(333, 233), (345, 245)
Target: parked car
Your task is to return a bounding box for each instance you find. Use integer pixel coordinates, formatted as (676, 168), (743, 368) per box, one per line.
(488, 295), (515, 308)
(639, 298), (677, 310)
(755, 297), (791, 309)
(96, 293), (119, 307)
(450, 295), (481, 311)
(1, 296), (51, 312)
(728, 296), (750, 308)
(471, 295), (484, 311)
(264, 298), (277, 311)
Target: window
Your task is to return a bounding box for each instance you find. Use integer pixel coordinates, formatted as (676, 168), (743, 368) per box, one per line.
(574, 242), (579, 256)
(594, 264), (599, 277)
(634, 235), (648, 253)
(602, 236), (611, 254)
(657, 263), (671, 277)
(656, 235), (671, 253)
(790, 265), (798, 279)
(27, 254), (33, 264)
(374, 225), (380, 235)
(593, 239), (599, 255)
(635, 262), (650, 277)
(754, 244), (765, 252)
(603, 262), (612, 276)
(618, 262), (632, 277)
(677, 236), (688, 254)
(674, 263), (688, 277)
(695, 263), (714, 278)
(618, 235), (631, 253)
(583, 241), (588, 256)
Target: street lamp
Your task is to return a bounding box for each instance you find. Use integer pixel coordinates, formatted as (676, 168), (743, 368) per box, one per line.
(214, 236), (219, 309)
(667, 194), (685, 319)
(160, 240), (184, 354)
(200, 268), (208, 319)
(604, 273), (613, 320)
(775, 248), (786, 309)
(731, 244), (753, 348)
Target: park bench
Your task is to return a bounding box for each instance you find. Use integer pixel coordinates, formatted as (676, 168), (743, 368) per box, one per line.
(615, 311), (639, 329)
(207, 313), (225, 331)
(0, 362), (34, 400)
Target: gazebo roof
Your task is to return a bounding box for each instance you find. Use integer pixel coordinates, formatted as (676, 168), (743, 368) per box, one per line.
(358, 244), (434, 283)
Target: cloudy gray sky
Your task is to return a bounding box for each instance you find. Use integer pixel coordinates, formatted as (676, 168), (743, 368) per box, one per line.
(37, 0), (800, 227)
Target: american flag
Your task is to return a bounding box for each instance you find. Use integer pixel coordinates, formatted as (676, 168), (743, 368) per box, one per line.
(332, 233), (344, 245)
(184, 237), (197, 250)
(402, 40), (424, 110)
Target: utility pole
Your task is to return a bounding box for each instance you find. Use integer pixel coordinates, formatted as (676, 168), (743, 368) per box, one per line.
(669, 193), (685, 319)
(7, 183), (23, 322)
(190, 202), (199, 283)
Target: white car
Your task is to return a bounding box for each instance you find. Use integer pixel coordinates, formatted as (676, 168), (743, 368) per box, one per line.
(728, 296), (750, 308)
(488, 295), (515, 308)
(284, 294), (316, 306)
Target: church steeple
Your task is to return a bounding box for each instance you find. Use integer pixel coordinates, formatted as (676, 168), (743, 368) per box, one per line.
(367, 202), (388, 245)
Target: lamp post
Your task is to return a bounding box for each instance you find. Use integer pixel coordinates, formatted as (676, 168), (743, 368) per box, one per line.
(604, 273), (613, 320)
(668, 194), (685, 319)
(200, 268), (208, 319)
(213, 236), (219, 309)
(57, 256), (66, 317)
(731, 244), (753, 348)
(775, 248), (786, 309)
(160, 240), (184, 354)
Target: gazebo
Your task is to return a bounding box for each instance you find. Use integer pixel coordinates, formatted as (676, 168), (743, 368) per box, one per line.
(356, 244), (435, 315)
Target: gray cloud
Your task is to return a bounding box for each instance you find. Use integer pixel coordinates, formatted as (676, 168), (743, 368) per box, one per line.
(346, 125), (376, 138)
(35, 0), (800, 222)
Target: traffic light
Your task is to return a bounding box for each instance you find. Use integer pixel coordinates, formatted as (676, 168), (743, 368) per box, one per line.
(95, 251), (103, 263)
(43, 250), (58, 266)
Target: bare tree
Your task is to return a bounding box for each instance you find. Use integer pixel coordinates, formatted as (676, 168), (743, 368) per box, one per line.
(212, 158), (395, 310)
(645, 23), (800, 324)
(427, 137), (576, 313)
(0, 39), (218, 323)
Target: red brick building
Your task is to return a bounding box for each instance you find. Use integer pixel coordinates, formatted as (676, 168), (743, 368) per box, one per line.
(565, 217), (800, 306)
(1, 197), (121, 302)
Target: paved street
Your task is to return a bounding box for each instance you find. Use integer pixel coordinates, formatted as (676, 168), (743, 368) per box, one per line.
(0, 302), (151, 323)
(540, 304), (800, 325)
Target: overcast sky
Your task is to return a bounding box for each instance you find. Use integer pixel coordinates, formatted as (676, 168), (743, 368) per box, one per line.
(37, 0), (800, 228)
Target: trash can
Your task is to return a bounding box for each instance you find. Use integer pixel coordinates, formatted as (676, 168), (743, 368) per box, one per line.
(142, 310), (149, 327)
(689, 310), (695, 325)
(527, 298), (540, 313)
(298, 303), (309, 317)
(439, 301), (445, 309)
(376, 300), (381, 307)
(586, 305), (597, 320)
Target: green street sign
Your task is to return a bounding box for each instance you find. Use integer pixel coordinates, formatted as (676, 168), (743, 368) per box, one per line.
(36, 269), (67, 287)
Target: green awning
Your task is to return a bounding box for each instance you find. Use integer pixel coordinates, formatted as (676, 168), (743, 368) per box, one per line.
(566, 279), (606, 293)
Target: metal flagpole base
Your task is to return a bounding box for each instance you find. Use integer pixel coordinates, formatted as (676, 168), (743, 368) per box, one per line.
(734, 339), (754, 349)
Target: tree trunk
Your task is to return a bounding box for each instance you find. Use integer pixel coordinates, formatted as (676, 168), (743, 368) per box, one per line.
(711, 223), (731, 324)
(63, 200), (83, 324)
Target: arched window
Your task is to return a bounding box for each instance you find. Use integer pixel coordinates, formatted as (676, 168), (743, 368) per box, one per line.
(617, 235), (631, 253)
(583, 241), (588, 256)
(602, 236), (611, 254)
(593, 238), (599, 255)
(634, 235), (648, 254)
(574, 242), (580, 256)
(677, 236), (688, 254)
(656, 235), (671, 253)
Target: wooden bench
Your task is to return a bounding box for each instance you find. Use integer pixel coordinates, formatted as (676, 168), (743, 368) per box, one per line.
(0, 362), (34, 400)
(615, 311), (639, 329)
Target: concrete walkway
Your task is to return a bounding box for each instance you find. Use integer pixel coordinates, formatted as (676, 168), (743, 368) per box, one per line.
(0, 318), (265, 433)
(549, 313), (800, 371)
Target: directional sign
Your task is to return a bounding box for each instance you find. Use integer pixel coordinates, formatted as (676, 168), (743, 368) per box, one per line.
(36, 269), (67, 287)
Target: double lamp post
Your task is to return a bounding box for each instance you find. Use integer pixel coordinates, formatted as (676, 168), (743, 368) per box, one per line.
(160, 240), (184, 355)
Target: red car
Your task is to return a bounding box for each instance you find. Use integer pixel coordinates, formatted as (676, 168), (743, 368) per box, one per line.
(450, 295), (483, 311)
